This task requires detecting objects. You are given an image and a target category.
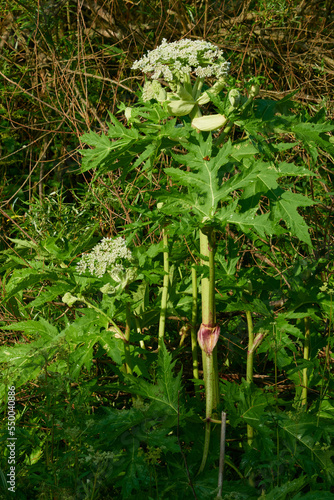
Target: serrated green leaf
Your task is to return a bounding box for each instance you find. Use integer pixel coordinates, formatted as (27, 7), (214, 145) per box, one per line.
(24, 283), (73, 308)
(1, 318), (59, 340)
(125, 344), (182, 416)
(98, 331), (123, 365)
(278, 414), (334, 481)
(3, 269), (59, 303)
(272, 190), (315, 245)
(264, 475), (307, 500)
(226, 210), (276, 238)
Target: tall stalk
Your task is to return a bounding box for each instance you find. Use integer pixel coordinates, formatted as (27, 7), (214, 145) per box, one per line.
(198, 226), (220, 474)
(245, 310), (254, 446)
(124, 302), (133, 375)
(191, 265), (200, 394)
(301, 316), (310, 407)
(158, 228), (169, 348)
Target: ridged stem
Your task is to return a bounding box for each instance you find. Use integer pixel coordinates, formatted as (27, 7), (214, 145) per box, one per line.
(124, 302), (132, 375)
(246, 310), (254, 446)
(198, 227), (219, 474)
(301, 316), (310, 407)
(191, 265), (200, 394)
(158, 229), (169, 348)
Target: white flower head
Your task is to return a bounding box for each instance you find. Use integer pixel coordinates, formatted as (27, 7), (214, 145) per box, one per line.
(76, 237), (134, 283)
(132, 38), (230, 83)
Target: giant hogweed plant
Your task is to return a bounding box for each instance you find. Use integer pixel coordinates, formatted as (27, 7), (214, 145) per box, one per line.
(79, 39), (334, 473)
(1, 38), (334, 496)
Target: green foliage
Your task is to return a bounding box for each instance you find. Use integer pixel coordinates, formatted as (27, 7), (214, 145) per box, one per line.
(1, 9), (334, 497)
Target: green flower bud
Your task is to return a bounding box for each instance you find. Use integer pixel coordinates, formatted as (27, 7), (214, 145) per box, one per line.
(100, 283), (117, 294)
(167, 99), (196, 116)
(249, 83), (260, 98)
(192, 113), (228, 131)
(228, 89), (241, 108)
(62, 292), (78, 307)
(124, 107), (132, 121)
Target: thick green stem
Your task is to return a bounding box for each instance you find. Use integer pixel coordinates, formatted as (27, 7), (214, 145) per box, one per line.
(124, 302), (133, 375)
(216, 412), (227, 500)
(245, 310), (254, 447)
(198, 227), (219, 474)
(191, 265), (200, 392)
(325, 294), (333, 369)
(198, 351), (215, 475)
(301, 316), (310, 407)
(246, 311), (254, 385)
(200, 228), (216, 326)
(317, 294), (332, 425)
(158, 229), (169, 348)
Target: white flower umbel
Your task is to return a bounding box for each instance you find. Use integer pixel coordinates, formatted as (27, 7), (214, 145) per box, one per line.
(77, 237), (134, 287)
(132, 38), (230, 83)
(132, 38), (230, 119)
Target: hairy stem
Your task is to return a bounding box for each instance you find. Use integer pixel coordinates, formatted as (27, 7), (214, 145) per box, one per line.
(245, 310), (255, 447)
(216, 412), (227, 500)
(301, 316), (310, 407)
(191, 265), (200, 393)
(198, 227), (219, 474)
(124, 302), (133, 375)
(158, 229), (169, 348)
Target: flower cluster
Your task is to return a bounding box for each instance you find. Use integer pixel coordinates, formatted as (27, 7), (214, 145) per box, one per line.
(79, 445), (114, 466)
(142, 80), (167, 102)
(132, 38), (230, 83)
(77, 237), (133, 280)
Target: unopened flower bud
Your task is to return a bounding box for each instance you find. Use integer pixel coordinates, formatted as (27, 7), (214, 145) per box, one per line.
(197, 323), (220, 355)
(228, 89), (241, 108)
(192, 113), (228, 131)
(124, 107), (132, 121)
(167, 99), (196, 116)
(249, 84), (260, 98)
(62, 292), (78, 307)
